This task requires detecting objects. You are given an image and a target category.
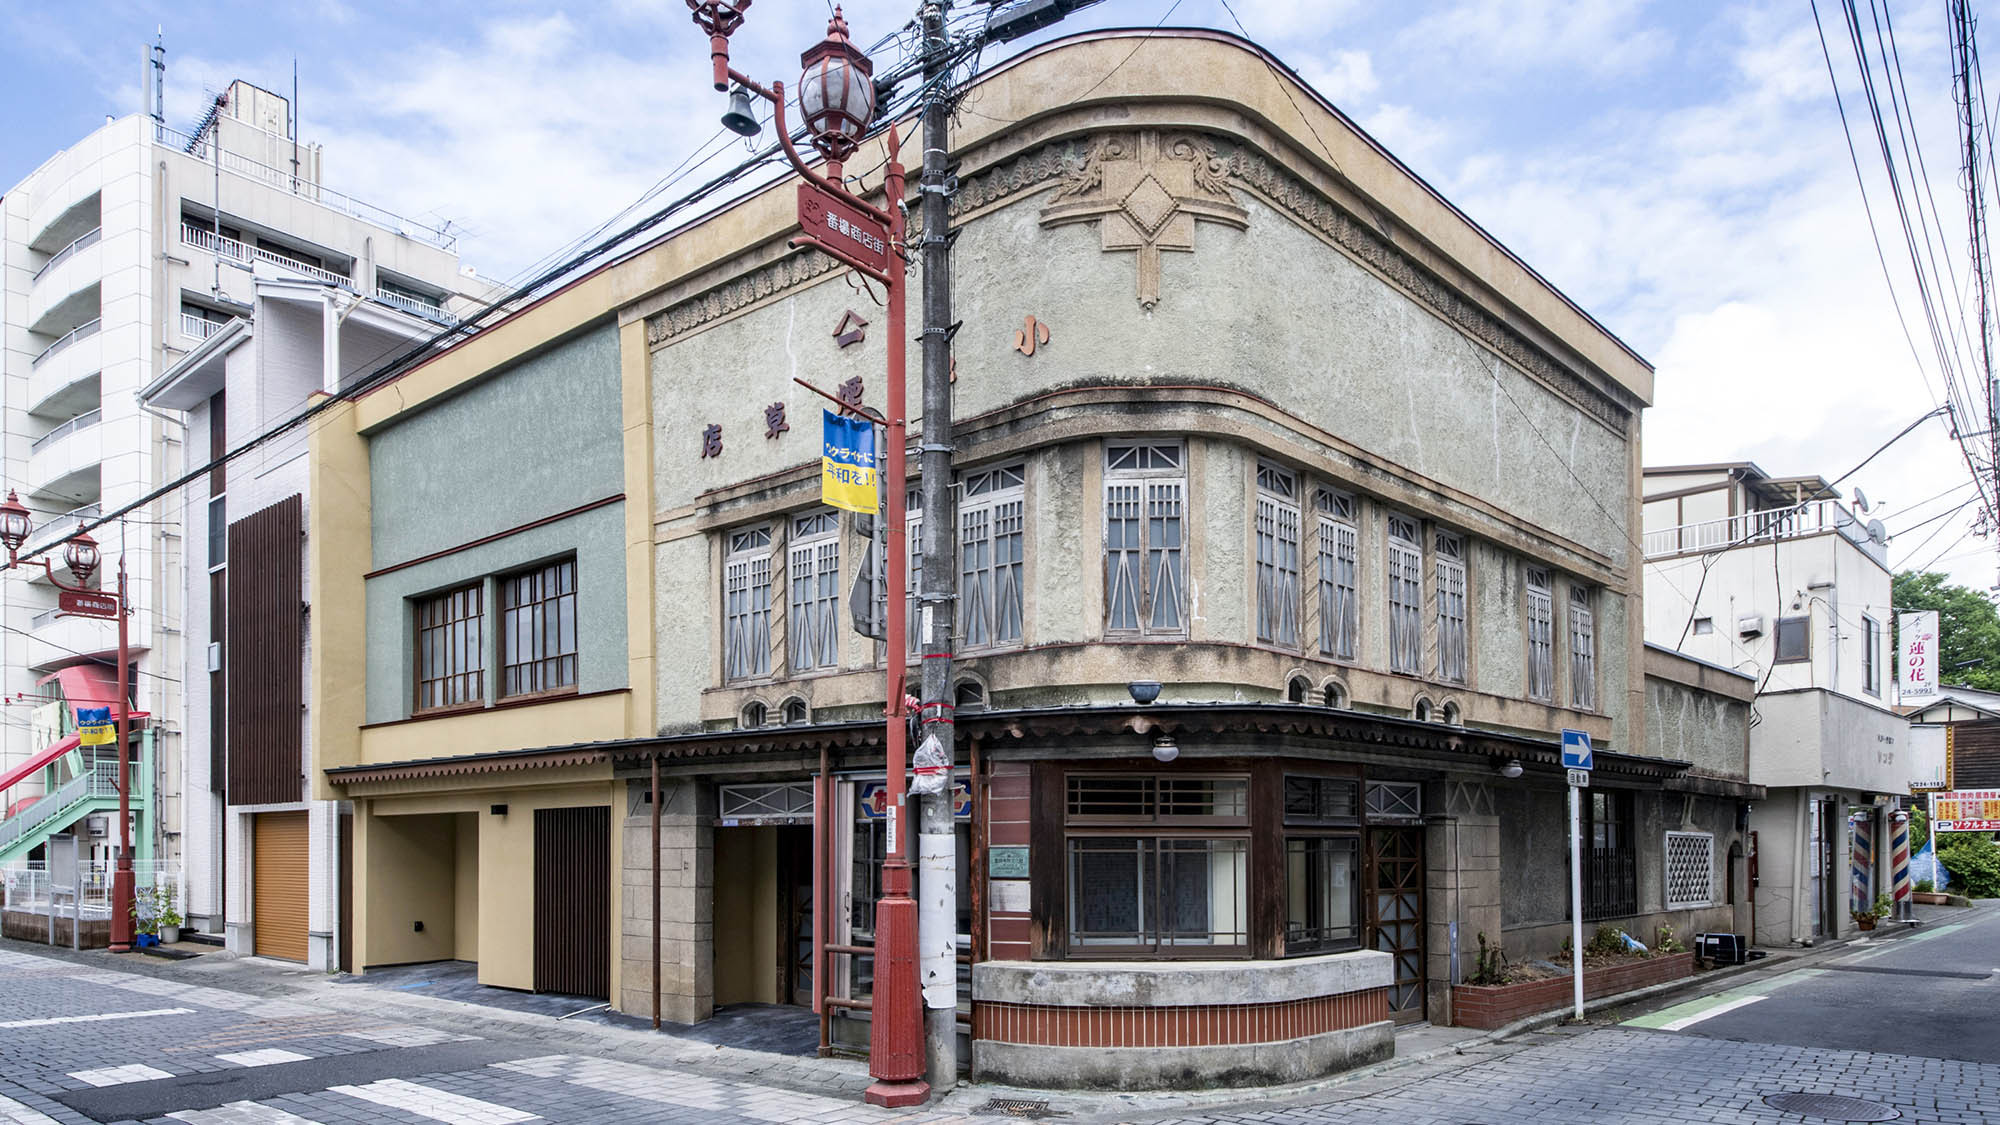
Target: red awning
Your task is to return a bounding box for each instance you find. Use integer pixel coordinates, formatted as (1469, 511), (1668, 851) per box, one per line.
(0, 733), (80, 798)
(33, 664), (148, 726)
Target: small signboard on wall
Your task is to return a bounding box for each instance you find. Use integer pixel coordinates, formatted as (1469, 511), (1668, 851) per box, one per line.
(988, 845), (1029, 878)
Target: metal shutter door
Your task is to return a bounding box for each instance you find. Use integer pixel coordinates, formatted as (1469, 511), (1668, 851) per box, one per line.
(253, 811), (309, 962)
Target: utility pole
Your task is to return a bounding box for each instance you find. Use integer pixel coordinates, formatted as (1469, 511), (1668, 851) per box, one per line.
(913, 0), (959, 1093)
(1953, 0), (2000, 582)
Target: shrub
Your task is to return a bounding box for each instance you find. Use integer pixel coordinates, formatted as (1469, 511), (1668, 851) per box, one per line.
(1586, 924), (1628, 957)
(1655, 924), (1686, 954)
(1909, 806), (1930, 853)
(1468, 931), (1510, 985)
(1915, 878), (1936, 894)
(1938, 833), (2000, 898)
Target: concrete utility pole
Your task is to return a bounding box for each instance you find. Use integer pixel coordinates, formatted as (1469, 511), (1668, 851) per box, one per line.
(913, 0), (959, 1092)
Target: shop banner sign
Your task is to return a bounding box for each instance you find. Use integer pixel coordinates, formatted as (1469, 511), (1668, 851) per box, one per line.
(1931, 788), (2000, 833)
(1900, 610), (1939, 700)
(820, 410), (878, 515)
(76, 706), (114, 747)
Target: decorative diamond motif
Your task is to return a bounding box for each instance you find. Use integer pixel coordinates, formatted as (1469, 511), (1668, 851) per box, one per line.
(1664, 831), (1714, 909)
(1121, 174), (1178, 235)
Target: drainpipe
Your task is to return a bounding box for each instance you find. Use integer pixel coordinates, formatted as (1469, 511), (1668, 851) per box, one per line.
(651, 752), (660, 1030)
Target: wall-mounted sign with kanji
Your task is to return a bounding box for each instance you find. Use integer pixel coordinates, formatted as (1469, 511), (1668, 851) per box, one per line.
(836, 376), (865, 413)
(820, 410), (878, 515)
(700, 424), (723, 459)
(799, 184), (890, 275)
(833, 309), (869, 348)
(765, 402), (789, 439)
(1013, 315), (1051, 356)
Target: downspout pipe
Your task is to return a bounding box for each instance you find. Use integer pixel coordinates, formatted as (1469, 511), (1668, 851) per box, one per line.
(651, 753), (660, 1030)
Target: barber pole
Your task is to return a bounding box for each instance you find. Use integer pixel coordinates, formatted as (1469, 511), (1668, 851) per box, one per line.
(1891, 810), (1911, 921)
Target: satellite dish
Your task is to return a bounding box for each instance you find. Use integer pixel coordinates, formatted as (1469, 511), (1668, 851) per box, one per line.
(1867, 519), (1887, 544)
(1853, 488), (1870, 513)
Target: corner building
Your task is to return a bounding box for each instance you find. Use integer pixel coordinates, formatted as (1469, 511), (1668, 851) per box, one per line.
(315, 29), (1758, 1089)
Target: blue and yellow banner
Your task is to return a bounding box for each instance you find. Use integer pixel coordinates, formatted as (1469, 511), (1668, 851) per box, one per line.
(77, 706), (114, 747)
(821, 410), (878, 515)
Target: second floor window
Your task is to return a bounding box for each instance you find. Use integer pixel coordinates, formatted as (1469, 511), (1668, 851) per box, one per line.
(961, 464), (1025, 651)
(724, 527), (773, 681)
(1317, 489), (1358, 661)
(1569, 586), (1596, 710)
(1105, 442), (1186, 636)
(1387, 515), (1423, 674)
(789, 512), (841, 673)
(500, 559), (577, 697)
(1863, 614), (1881, 696)
(1526, 567), (1555, 702)
(1435, 532), (1467, 683)
(1255, 463), (1301, 647)
(416, 584), (483, 712)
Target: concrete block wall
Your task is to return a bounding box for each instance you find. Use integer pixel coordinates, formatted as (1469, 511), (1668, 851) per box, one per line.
(1425, 778), (1501, 1027)
(619, 778), (714, 1025)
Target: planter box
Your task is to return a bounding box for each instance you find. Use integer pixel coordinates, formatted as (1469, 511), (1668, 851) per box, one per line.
(1, 908), (110, 949)
(1452, 952), (1695, 1030)
(1912, 892), (1950, 906)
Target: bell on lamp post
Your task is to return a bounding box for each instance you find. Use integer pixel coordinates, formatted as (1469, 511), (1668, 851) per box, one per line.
(0, 491), (30, 558)
(797, 8), (875, 165)
(64, 531), (100, 586)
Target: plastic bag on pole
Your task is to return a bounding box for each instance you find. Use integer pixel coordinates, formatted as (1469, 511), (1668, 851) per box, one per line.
(910, 731), (949, 796)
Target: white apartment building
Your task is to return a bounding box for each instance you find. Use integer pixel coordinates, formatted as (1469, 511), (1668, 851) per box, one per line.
(1642, 463), (1907, 947)
(0, 54), (477, 947)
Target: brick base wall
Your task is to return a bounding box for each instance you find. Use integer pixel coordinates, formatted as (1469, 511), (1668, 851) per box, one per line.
(975, 987), (1389, 1048)
(1451, 952), (1694, 1029)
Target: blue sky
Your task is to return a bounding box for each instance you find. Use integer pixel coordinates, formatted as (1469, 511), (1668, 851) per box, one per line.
(3, 0), (1994, 589)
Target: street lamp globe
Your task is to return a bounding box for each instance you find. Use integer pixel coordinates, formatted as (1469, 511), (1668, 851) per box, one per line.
(64, 531), (100, 587)
(797, 7), (874, 163)
(0, 491), (30, 556)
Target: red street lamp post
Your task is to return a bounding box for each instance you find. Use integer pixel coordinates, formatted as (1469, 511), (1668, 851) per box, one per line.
(0, 491), (136, 952)
(683, 3), (927, 1106)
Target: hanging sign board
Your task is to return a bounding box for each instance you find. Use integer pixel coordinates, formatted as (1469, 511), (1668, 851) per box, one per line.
(1930, 788), (2000, 833)
(821, 410), (879, 515)
(58, 590), (119, 619)
(798, 183), (891, 275)
(859, 779), (971, 820)
(76, 706), (114, 747)
(1899, 610), (1940, 700)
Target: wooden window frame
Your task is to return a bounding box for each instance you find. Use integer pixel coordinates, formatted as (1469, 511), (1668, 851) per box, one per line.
(961, 464), (1026, 653)
(1569, 585), (1597, 710)
(1387, 515), (1423, 675)
(1434, 532), (1468, 684)
(723, 526), (774, 683)
(499, 557), (578, 700)
(1104, 442), (1188, 638)
(1255, 462), (1302, 648)
(1526, 567), (1555, 702)
(1061, 771), (1251, 957)
(414, 583), (484, 714)
(788, 511), (842, 674)
(1316, 488), (1359, 662)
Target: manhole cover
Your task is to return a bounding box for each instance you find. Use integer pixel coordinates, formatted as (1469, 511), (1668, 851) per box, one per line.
(976, 1099), (1066, 1119)
(1763, 1092), (1900, 1122)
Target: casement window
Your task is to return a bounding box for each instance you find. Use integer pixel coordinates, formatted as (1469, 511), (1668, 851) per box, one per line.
(1316, 489), (1359, 661)
(1387, 515), (1423, 674)
(1435, 532), (1468, 683)
(499, 558), (577, 697)
(1255, 463), (1301, 647)
(415, 584), (483, 712)
(1104, 443), (1187, 636)
(1283, 775), (1362, 955)
(1862, 615), (1881, 696)
(1065, 774), (1249, 954)
(1526, 567), (1555, 702)
(961, 464), (1025, 651)
(1583, 790), (1637, 920)
(723, 526), (774, 681)
(789, 511), (841, 673)
(1569, 586), (1597, 710)
(1774, 615), (1810, 665)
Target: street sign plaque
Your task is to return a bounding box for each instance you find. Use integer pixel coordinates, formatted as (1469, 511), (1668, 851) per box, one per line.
(1561, 728), (1593, 771)
(1567, 768), (1590, 788)
(57, 590), (118, 619)
(798, 183), (890, 274)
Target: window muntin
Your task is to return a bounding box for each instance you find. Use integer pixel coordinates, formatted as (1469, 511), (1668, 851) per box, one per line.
(415, 584), (483, 712)
(724, 527), (773, 681)
(1664, 831), (1715, 909)
(499, 558), (577, 698)
(1066, 775), (1249, 824)
(961, 464), (1025, 651)
(1435, 532), (1467, 683)
(1387, 515), (1423, 674)
(1862, 615), (1881, 696)
(1283, 775), (1359, 825)
(1365, 781), (1422, 820)
(1569, 586), (1597, 710)
(1105, 443), (1186, 636)
(1255, 463), (1301, 647)
(1774, 615), (1810, 664)
(1316, 489), (1358, 661)
(1583, 790), (1636, 920)
(1285, 836), (1360, 954)
(1526, 567), (1555, 702)
(1065, 769), (1250, 954)
(789, 511), (841, 673)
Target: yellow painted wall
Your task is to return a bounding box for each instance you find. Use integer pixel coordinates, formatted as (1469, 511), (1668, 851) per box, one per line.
(454, 813), (479, 962)
(363, 812), (456, 966)
(308, 394), (371, 801)
(358, 692), (630, 767)
(712, 826), (779, 1005)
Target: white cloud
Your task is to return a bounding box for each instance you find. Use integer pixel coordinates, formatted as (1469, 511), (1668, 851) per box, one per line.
(1398, 0), (1672, 83)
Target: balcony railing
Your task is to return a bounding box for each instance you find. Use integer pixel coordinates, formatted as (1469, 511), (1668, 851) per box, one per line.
(1643, 499), (1887, 565)
(156, 122), (457, 251)
(0, 765), (121, 854)
(373, 287), (454, 323)
(22, 505), (100, 557)
(31, 318), (100, 369)
(181, 223), (350, 288)
(32, 228), (101, 283)
(181, 312), (226, 341)
(29, 408), (101, 455)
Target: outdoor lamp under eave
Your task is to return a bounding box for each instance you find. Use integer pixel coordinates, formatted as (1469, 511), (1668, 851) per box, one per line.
(64, 531), (100, 586)
(797, 8), (875, 163)
(0, 491), (30, 558)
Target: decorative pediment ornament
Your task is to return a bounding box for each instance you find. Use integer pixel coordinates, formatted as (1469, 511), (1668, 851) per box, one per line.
(1040, 131), (1248, 309)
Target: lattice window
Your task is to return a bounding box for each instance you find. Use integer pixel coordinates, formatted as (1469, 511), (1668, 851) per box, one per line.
(1255, 463), (1301, 647)
(1526, 567), (1555, 702)
(789, 511), (841, 673)
(500, 557), (577, 697)
(1365, 781), (1422, 820)
(1105, 443), (1186, 636)
(723, 526), (773, 681)
(1570, 586), (1597, 710)
(1664, 831), (1715, 909)
(1387, 516), (1423, 674)
(1435, 532), (1467, 683)
(1317, 489), (1358, 661)
(415, 583), (483, 712)
(719, 782), (815, 822)
(961, 464), (1025, 651)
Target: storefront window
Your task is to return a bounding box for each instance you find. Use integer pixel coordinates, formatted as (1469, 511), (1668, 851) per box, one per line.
(1283, 773), (1361, 955)
(1064, 774), (1249, 955)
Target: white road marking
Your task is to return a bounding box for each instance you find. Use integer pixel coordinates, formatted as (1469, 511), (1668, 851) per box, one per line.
(169, 1102), (325, 1125)
(68, 1063), (174, 1086)
(0, 1092), (61, 1124)
(342, 1024), (474, 1048)
(1659, 994), (1768, 1031)
(215, 1048), (312, 1068)
(331, 1078), (538, 1124)
(0, 1006), (194, 1028)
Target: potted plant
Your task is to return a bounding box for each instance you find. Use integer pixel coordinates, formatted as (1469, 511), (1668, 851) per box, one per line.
(130, 885), (159, 946)
(1851, 893), (1892, 931)
(154, 884), (182, 945)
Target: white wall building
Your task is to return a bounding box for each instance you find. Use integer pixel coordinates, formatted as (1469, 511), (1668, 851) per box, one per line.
(1643, 463), (1908, 946)
(0, 51), (478, 951)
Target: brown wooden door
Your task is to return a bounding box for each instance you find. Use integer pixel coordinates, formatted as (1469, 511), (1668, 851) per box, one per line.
(252, 811), (309, 962)
(533, 806), (609, 999)
(1367, 827), (1425, 1023)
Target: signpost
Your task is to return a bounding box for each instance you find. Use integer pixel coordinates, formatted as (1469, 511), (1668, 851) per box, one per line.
(798, 183), (891, 275)
(1562, 728), (1592, 1020)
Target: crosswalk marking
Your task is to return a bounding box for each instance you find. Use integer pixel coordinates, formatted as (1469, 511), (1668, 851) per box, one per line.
(1657, 993), (1767, 1031)
(342, 1024), (474, 1048)
(68, 1063), (174, 1086)
(0, 1093), (61, 1125)
(330, 1078), (538, 1124)
(0, 1006), (194, 1028)
(168, 1102), (325, 1125)
(215, 1048), (312, 1067)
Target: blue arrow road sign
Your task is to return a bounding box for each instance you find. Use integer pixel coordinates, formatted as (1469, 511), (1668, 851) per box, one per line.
(1561, 728), (1593, 771)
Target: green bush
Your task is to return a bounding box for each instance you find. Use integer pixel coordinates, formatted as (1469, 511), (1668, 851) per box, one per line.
(1938, 833), (2000, 898)
(1915, 878), (1936, 894)
(1909, 806), (1930, 853)
(1587, 924), (1628, 956)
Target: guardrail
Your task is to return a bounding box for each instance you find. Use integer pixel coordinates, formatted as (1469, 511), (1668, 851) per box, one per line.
(29, 408), (101, 454)
(31, 318), (100, 368)
(181, 312), (224, 341)
(32, 227), (101, 282)
(181, 223), (350, 288)
(157, 123), (457, 251)
(1642, 499), (1886, 564)
(0, 765), (120, 853)
(1, 858), (180, 922)
(372, 287), (454, 323)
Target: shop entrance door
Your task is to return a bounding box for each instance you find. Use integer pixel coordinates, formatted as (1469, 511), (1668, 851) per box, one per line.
(1367, 827), (1425, 1023)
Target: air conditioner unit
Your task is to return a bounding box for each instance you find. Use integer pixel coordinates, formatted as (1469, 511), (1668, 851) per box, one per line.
(207, 642), (222, 673)
(1737, 613), (1766, 638)
(84, 815), (109, 838)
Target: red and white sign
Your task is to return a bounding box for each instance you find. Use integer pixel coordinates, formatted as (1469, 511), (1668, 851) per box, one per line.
(1931, 788), (2000, 833)
(1899, 610), (1939, 700)
(798, 183), (890, 275)
(58, 590), (119, 619)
